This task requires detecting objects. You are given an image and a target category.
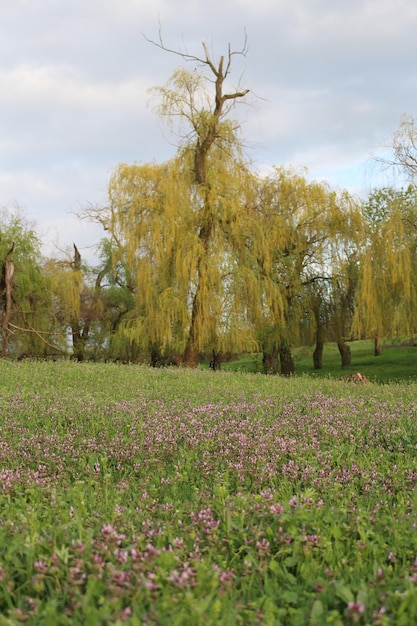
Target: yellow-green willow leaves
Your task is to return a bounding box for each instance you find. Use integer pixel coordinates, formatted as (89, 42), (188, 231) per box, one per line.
(254, 167), (362, 373)
(107, 153), (270, 364)
(354, 186), (417, 348)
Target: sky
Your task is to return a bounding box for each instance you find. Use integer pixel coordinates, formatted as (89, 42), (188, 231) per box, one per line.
(1, 0), (417, 263)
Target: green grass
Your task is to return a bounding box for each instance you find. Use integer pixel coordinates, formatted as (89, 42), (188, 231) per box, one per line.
(220, 340), (417, 383)
(1, 360), (417, 624)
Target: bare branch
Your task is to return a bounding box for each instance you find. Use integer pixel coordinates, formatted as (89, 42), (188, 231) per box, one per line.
(144, 29), (207, 65)
(202, 42), (217, 75)
(143, 28), (249, 83)
(8, 321), (66, 352)
(223, 89), (250, 101)
(373, 114), (417, 183)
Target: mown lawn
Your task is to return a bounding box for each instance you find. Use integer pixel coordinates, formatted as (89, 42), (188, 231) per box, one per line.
(220, 340), (417, 383)
(0, 360), (417, 624)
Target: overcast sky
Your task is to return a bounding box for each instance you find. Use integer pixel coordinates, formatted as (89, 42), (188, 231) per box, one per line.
(1, 0), (416, 263)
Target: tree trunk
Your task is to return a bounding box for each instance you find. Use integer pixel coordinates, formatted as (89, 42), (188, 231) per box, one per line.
(279, 342), (295, 376)
(263, 347), (279, 374)
(337, 341), (351, 367)
(71, 323), (85, 362)
(183, 221), (211, 368)
(183, 343), (199, 368)
(150, 348), (160, 367)
(313, 340), (324, 369)
(70, 244), (87, 361)
(374, 335), (381, 356)
(209, 349), (221, 370)
(183, 288), (201, 367)
(312, 321), (325, 369)
(1, 243), (15, 358)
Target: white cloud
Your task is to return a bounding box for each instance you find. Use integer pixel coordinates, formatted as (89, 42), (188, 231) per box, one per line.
(0, 63), (151, 128)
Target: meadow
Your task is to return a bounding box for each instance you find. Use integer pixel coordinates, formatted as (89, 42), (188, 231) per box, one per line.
(0, 359), (417, 625)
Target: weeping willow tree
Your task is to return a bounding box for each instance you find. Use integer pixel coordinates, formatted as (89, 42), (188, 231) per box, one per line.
(97, 38), (279, 366)
(88, 238), (137, 362)
(353, 186), (417, 352)
(45, 244), (104, 360)
(150, 37), (254, 366)
(106, 150), (269, 365)
(0, 208), (57, 358)
(255, 168), (362, 375)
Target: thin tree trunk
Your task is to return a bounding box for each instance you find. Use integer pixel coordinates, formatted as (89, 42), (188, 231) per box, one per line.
(71, 323), (85, 362)
(71, 244), (87, 362)
(209, 349), (222, 370)
(374, 335), (381, 356)
(1, 243), (15, 357)
(337, 341), (351, 367)
(311, 294), (326, 370)
(183, 288), (202, 367)
(313, 339), (324, 369)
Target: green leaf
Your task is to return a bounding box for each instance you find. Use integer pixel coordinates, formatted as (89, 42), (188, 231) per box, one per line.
(357, 587), (368, 608)
(281, 590), (299, 605)
(334, 583), (354, 604)
(310, 599), (324, 624)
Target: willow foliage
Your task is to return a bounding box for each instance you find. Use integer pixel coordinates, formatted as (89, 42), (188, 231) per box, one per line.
(107, 150), (269, 360)
(354, 186), (417, 341)
(255, 168), (362, 349)
(0, 208), (56, 357)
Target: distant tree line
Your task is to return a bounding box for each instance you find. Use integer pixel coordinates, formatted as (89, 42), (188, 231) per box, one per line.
(2, 41), (417, 373)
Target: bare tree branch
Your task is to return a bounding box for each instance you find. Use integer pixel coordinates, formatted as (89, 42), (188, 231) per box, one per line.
(8, 321), (66, 352)
(143, 26), (248, 74)
(373, 114), (417, 183)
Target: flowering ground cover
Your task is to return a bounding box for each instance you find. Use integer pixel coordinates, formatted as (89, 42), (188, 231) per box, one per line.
(0, 361), (417, 625)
